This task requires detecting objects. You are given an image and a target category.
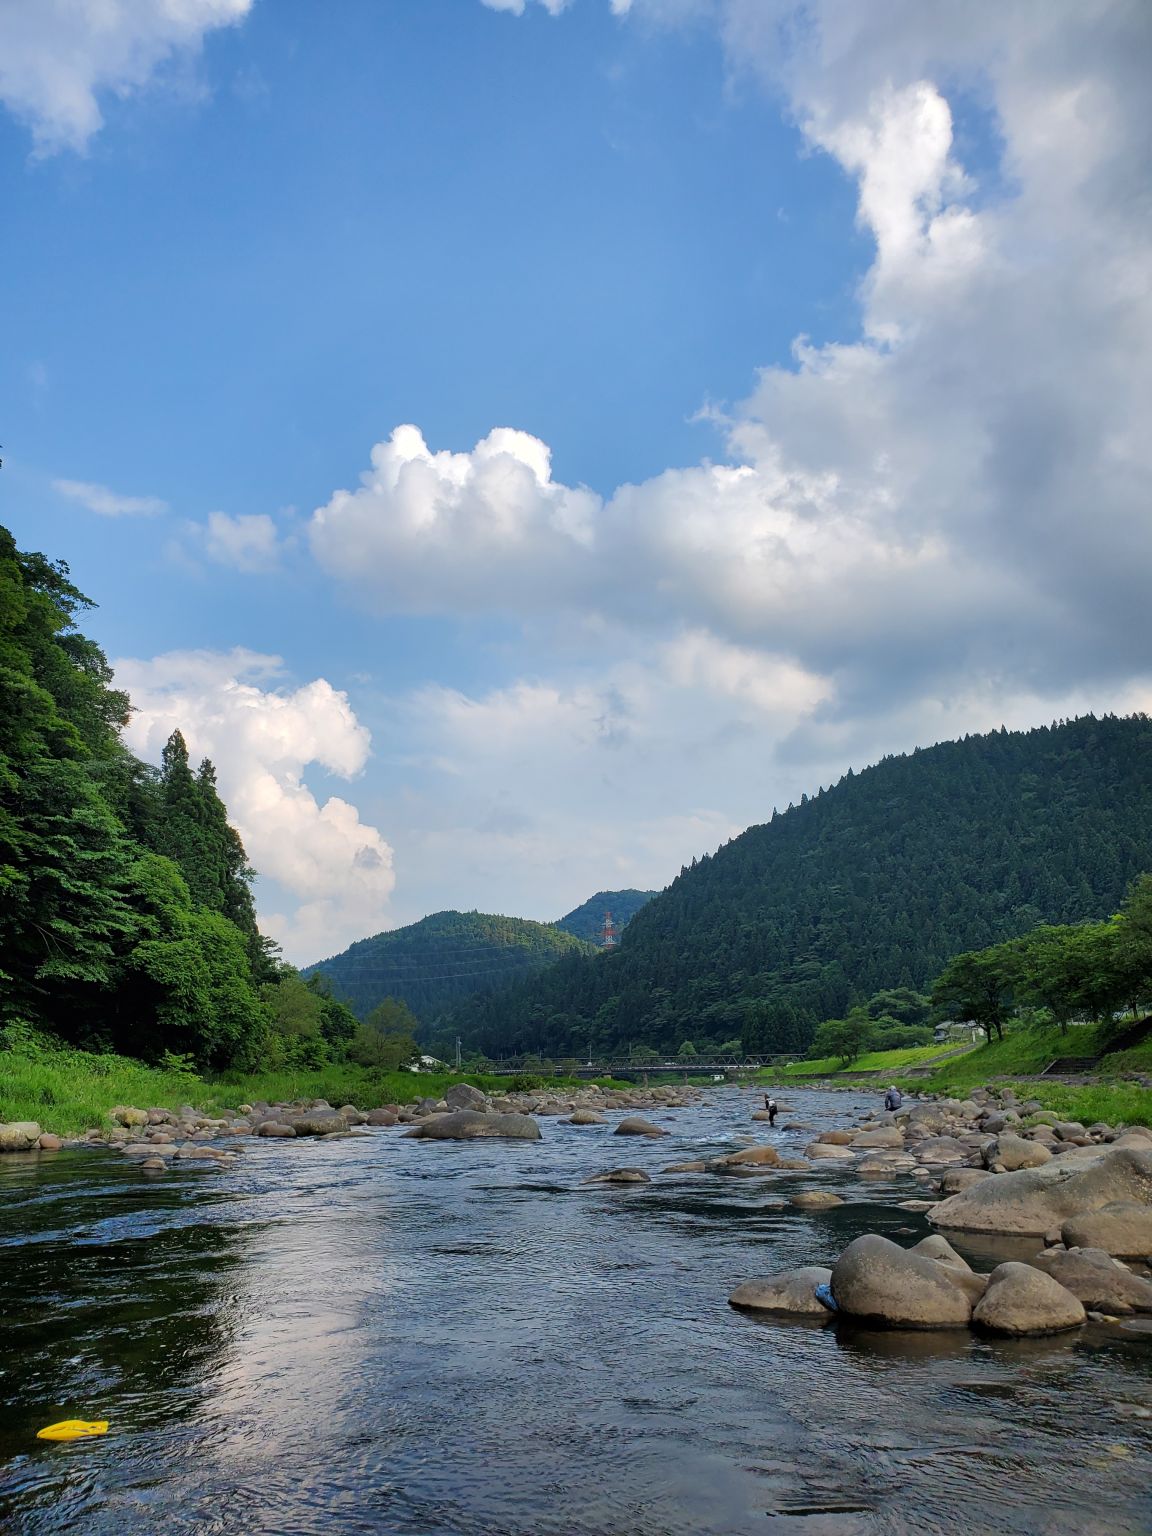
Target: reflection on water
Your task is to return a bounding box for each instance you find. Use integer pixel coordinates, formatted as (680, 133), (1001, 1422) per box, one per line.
(1, 1087), (1151, 1536)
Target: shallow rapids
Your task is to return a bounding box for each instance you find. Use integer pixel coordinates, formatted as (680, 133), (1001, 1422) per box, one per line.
(2, 1085), (1151, 1535)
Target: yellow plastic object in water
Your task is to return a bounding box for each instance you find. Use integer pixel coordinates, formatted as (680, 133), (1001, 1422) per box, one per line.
(36, 1420), (109, 1442)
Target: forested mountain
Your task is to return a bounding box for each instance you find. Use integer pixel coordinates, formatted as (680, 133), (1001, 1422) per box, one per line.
(304, 910), (594, 1024)
(448, 715), (1152, 1060)
(0, 523), (273, 1067)
(555, 889), (658, 944)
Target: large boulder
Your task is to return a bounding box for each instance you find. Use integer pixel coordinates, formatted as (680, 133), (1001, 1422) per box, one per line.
(1029, 1247), (1152, 1314)
(831, 1234), (974, 1329)
(789, 1191), (843, 1209)
(851, 1126), (904, 1149)
(444, 1083), (489, 1112)
(614, 1117), (668, 1138)
(729, 1267), (833, 1316)
(721, 1145), (781, 1168)
(985, 1133), (1052, 1171)
(1061, 1202), (1152, 1259)
(284, 1115), (347, 1137)
(111, 1106), (149, 1128)
(940, 1168), (992, 1195)
(584, 1168), (650, 1184)
(908, 1234), (988, 1303)
(931, 1146), (1152, 1236)
(818, 1130), (855, 1146)
(805, 1142), (856, 1160)
(568, 1109), (607, 1125)
(972, 1262), (1086, 1336)
(367, 1108), (397, 1126)
(0, 1121), (41, 1151)
(258, 1121), (296, 1138)
(909, 1135), (971, 1164)
(419, 1110), (541, 1141)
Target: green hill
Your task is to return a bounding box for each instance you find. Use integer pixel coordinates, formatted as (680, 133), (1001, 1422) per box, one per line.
(449, 715), (1152, 1059)
(303, 910), (594, 1024)
(555, 889), (657, 944)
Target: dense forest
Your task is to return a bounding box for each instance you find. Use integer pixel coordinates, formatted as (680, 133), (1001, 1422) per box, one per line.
(0, 521), (370, 1073)
(554, 889), (657, 944)
(448, 715), (1152, 1060)
(304, 910), (593, 1025)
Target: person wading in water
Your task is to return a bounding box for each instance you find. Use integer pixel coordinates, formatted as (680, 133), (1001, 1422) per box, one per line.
(764, 1095), (779, 1126)
(883, 1085), (902, 1112)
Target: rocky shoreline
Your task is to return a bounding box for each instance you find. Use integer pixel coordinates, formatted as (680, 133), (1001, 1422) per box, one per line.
(726, 1082), (1152, 1339)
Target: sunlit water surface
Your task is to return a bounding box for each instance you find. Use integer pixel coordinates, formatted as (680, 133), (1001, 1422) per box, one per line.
(2, 1086), (1151, 1535)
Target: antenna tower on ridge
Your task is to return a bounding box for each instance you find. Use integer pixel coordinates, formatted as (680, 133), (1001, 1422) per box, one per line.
(602, 911), (617, 948)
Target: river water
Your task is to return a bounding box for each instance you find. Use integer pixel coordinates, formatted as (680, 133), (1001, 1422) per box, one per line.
(2, 1086), (1151, 1536)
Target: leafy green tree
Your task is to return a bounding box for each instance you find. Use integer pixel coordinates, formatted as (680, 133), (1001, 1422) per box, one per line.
(365, 996), (420, 1036)
(810, 1006), (875, 1065)
(866, 988), (930, 1027)
(677, 1039), (697, 1057)
(931, 945), (1016, 1043)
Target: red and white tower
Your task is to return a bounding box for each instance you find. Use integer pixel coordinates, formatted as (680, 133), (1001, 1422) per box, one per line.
(602, 911), (617, 947)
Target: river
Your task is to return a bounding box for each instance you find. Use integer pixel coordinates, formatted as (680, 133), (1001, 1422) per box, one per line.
(2, 1086), (1151, 1535)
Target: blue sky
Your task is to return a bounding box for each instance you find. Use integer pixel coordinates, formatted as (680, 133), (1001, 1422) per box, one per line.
(2, 1), (1148, 961)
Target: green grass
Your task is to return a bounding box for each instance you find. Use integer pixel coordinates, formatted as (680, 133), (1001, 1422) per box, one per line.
(893, 1021), (1152, 1127)
(773, 1044), (963, 1078)
(0, 1034), (626, 1137)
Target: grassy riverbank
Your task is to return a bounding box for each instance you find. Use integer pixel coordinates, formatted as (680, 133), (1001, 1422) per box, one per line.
(897, 1021), (1152, 1127)
(0, 1032), (622, 1137)
(770, 1044), (952, 1079)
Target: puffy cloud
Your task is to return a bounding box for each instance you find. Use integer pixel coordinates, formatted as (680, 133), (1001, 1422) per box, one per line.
(0, 0), (252, 154)
(53, 477), (167, 517)
(200, 511), (282, 571)
(315, 0), (1152, 722)
(480, 0), (571, 15)
(115, 648), (395, 963)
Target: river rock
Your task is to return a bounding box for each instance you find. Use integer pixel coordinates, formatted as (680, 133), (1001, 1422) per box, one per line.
(37, 1133), (62, 1151)
(584, 1168), (651, 1184)
(140, 1157), (167, 1171)
(851, 1126), (904, 1149)
(420, 1110), (542, 1141)
(722, 1145), (781, 1167)
(1029, 1247), (1152, 1314)
(729, 1266), (833, 1315)
(284, 1115), (346, 1136)
(367, 1109), (397, 1126)
(663, 1160), (710, 1173)
(972, 1262), (1086, 1336)
(1061, 1202), (1152, 1259)
(0, 1121), (41, 1151)
(121, 1142), (176, 1158)
(909, 1136), (971, 1164)
(568, 1109), (607, 1125)
(908, 1233), (988, 1303)
(805, 1142), (855, 1160)
(444, 1083), (489, 1112)
(831, 1234), (973, 1329)
(789, 1190), (843, 1209)
(985, 1133), (1052, 1171)
(931, 1146), (1152, 1236)
(614, 1118), (668, 1138)
(818, 1130), (855, 1146)
(110, 1106), (149, 1127)
(940, 1168), (992, 1195)
(258, 1121), (297, 1138)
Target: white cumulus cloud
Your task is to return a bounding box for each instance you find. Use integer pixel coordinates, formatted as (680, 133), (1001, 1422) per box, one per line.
(314, 0), (1152, 723)
(200, 510), (282, 571)
(54, 477), (167, 517)
(0, 0), (252, 154)
(115, 647), (396, 963)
